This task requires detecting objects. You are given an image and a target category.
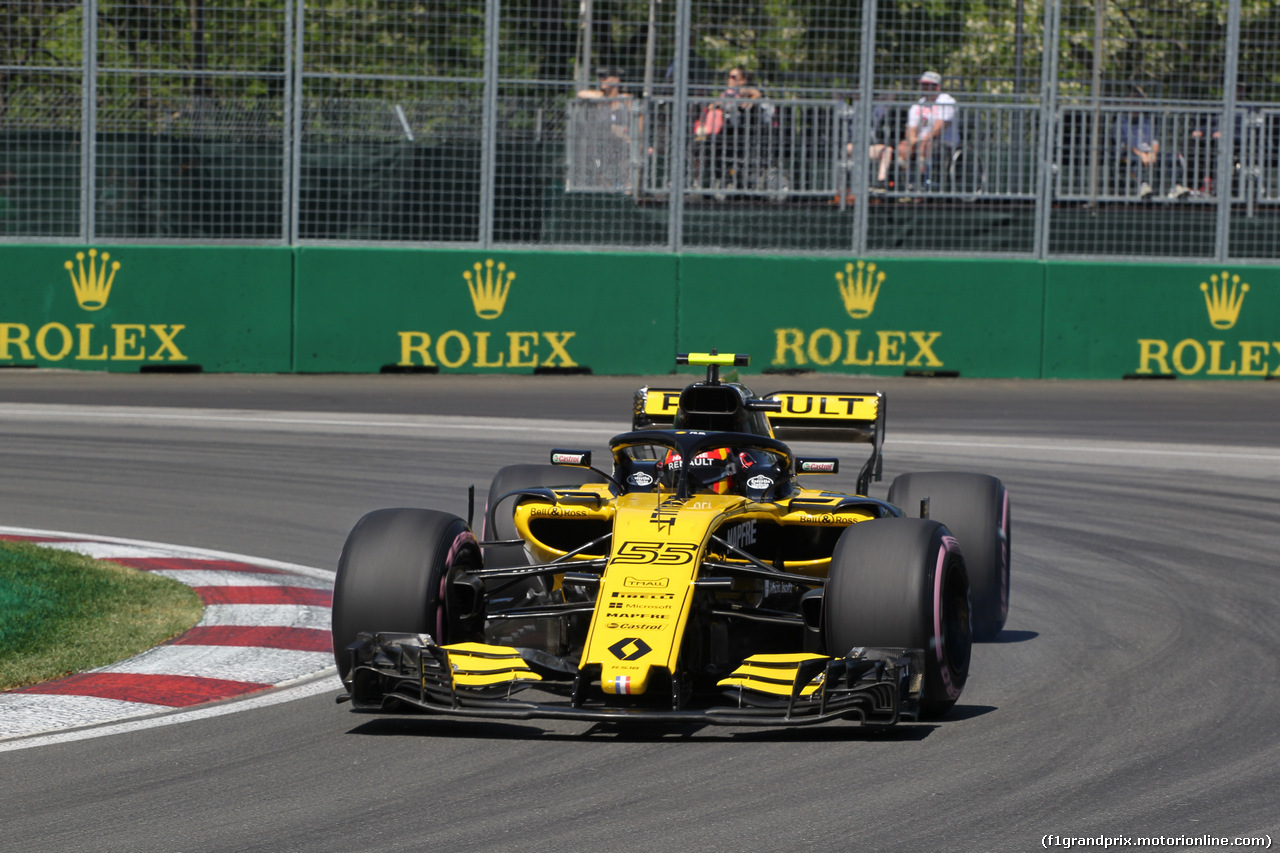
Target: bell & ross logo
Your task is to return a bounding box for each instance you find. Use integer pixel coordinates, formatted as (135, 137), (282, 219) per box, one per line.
(771, 259), (943, 369)
(0, 249), (187, 364)
(1136, 270), (1277, 377)
(395, 258), (579, 371)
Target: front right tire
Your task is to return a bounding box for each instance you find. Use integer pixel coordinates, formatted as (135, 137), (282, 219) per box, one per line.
(823, 518), (972, 718)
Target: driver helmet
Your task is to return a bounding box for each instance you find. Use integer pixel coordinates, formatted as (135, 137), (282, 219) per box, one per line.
(661, 447), (737, 494)
(735, 449), (787, 500)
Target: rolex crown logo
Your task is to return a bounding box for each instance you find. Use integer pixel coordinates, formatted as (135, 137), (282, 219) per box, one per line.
(1200, 270), (1248, 330)
(836, 260), (884, 320)
(65, 249), (121, 311)
(464, 259), (515, 320)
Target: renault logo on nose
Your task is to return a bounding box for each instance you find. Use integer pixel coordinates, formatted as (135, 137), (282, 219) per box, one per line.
(608, 637), (652, 661)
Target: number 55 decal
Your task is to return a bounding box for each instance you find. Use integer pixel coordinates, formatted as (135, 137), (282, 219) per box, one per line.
(613, 541), (699, 565)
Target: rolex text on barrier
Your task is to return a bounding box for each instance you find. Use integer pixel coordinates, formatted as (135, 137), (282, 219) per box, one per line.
(1043, 263), (1280, 380)
(0, 245), (293, 372)
(294, 248), (677, 374)
(677, 256), (1044, 378)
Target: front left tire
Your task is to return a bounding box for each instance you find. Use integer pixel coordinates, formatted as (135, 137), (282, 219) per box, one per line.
(331, 508), (484, 680)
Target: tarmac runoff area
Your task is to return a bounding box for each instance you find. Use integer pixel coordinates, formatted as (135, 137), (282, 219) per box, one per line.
(0, 527), (337, 744)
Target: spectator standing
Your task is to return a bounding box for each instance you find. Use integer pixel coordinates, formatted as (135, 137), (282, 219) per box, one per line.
(577, 68), (632, 142)
(575, 68), (635, 191)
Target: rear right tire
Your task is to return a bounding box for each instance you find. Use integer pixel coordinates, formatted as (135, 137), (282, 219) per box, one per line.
(481, 463), (604, 568)
(889, 472), (1010, 640)
(480, 464), (607, 610)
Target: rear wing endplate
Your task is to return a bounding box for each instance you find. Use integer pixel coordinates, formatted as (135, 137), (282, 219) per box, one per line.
(765, 391), (885, 494)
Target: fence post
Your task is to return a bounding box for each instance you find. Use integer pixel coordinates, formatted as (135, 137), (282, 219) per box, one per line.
(850, 0), (877, 256)
(1034, 0), (1062, 259)
(1087, 0), (1104, 212)
(286, 0), (300, 245)
(668, 0), (691, 252)
(1214, 0), (1242, 260)
(81, 0), (98, 242)
(478, 0), (501, 248)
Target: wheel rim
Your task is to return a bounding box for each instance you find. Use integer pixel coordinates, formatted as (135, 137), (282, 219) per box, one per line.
(998, 487), (1011, 622)
(939, 552), (972, 682)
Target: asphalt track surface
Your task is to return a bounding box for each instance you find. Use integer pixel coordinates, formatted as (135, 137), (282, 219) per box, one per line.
(0, 372), (1277, 852)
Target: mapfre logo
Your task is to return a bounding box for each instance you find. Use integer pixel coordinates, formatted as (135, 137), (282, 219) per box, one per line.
(395, 257), (580, 370)
(771, 259), (943, 369)
(1136, 270), (1276, 377)
(0, 249), (188, 364)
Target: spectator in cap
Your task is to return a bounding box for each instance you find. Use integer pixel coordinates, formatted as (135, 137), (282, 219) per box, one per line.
(896, 70), (959, 195)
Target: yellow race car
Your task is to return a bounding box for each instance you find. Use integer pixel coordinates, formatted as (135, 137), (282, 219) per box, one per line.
(332, 353), (1010, 727)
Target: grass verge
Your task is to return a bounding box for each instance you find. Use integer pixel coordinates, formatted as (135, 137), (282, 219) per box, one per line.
(0, 540), (204, 691)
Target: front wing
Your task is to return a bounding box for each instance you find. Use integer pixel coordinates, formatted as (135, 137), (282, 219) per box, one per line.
(340, 634), (923, 727)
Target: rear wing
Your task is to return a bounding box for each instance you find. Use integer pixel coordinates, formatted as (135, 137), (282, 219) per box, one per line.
(632, 387), (886, 495)
(633, 387), (683, 428)
(764, 391), (885, 494)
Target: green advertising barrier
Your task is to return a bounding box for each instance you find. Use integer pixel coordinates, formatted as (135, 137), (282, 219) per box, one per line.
(0, 245), (293, 372)
(7, 244), (1272, 381)
(294, 248), (678, 374)
(677, 255), (1044, 378)
(1043, 262), (1280, 379)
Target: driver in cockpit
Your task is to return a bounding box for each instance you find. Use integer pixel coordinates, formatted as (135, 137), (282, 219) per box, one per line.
(659, 446), (787, 500)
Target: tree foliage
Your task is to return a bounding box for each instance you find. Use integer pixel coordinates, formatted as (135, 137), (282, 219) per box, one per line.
(1, 0), (1276, 129)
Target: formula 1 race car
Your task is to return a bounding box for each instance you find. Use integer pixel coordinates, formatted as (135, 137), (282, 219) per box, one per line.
(332, 352), (1010, 728)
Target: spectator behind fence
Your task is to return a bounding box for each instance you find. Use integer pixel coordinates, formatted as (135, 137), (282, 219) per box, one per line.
(1186, 82), (1258, 198)
(694, 67), (768, 191)
(696, 66), (765, 135)
(843, 94), (894, 196)
(896, 70), (958, 196)
(1116, 107), (1160, 200)
(577, 68), (632, 143)
(575, 68), (635, 192)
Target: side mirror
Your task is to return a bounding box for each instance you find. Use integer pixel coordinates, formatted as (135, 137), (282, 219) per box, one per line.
(796, 458), (839, 474)
(550, 449), (592, 467)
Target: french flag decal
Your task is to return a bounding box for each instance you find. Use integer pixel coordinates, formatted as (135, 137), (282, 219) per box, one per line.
(612, 675), (632, 695)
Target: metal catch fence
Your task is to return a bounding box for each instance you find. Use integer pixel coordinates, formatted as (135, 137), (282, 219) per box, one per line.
(1, 0), (1277, 259)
